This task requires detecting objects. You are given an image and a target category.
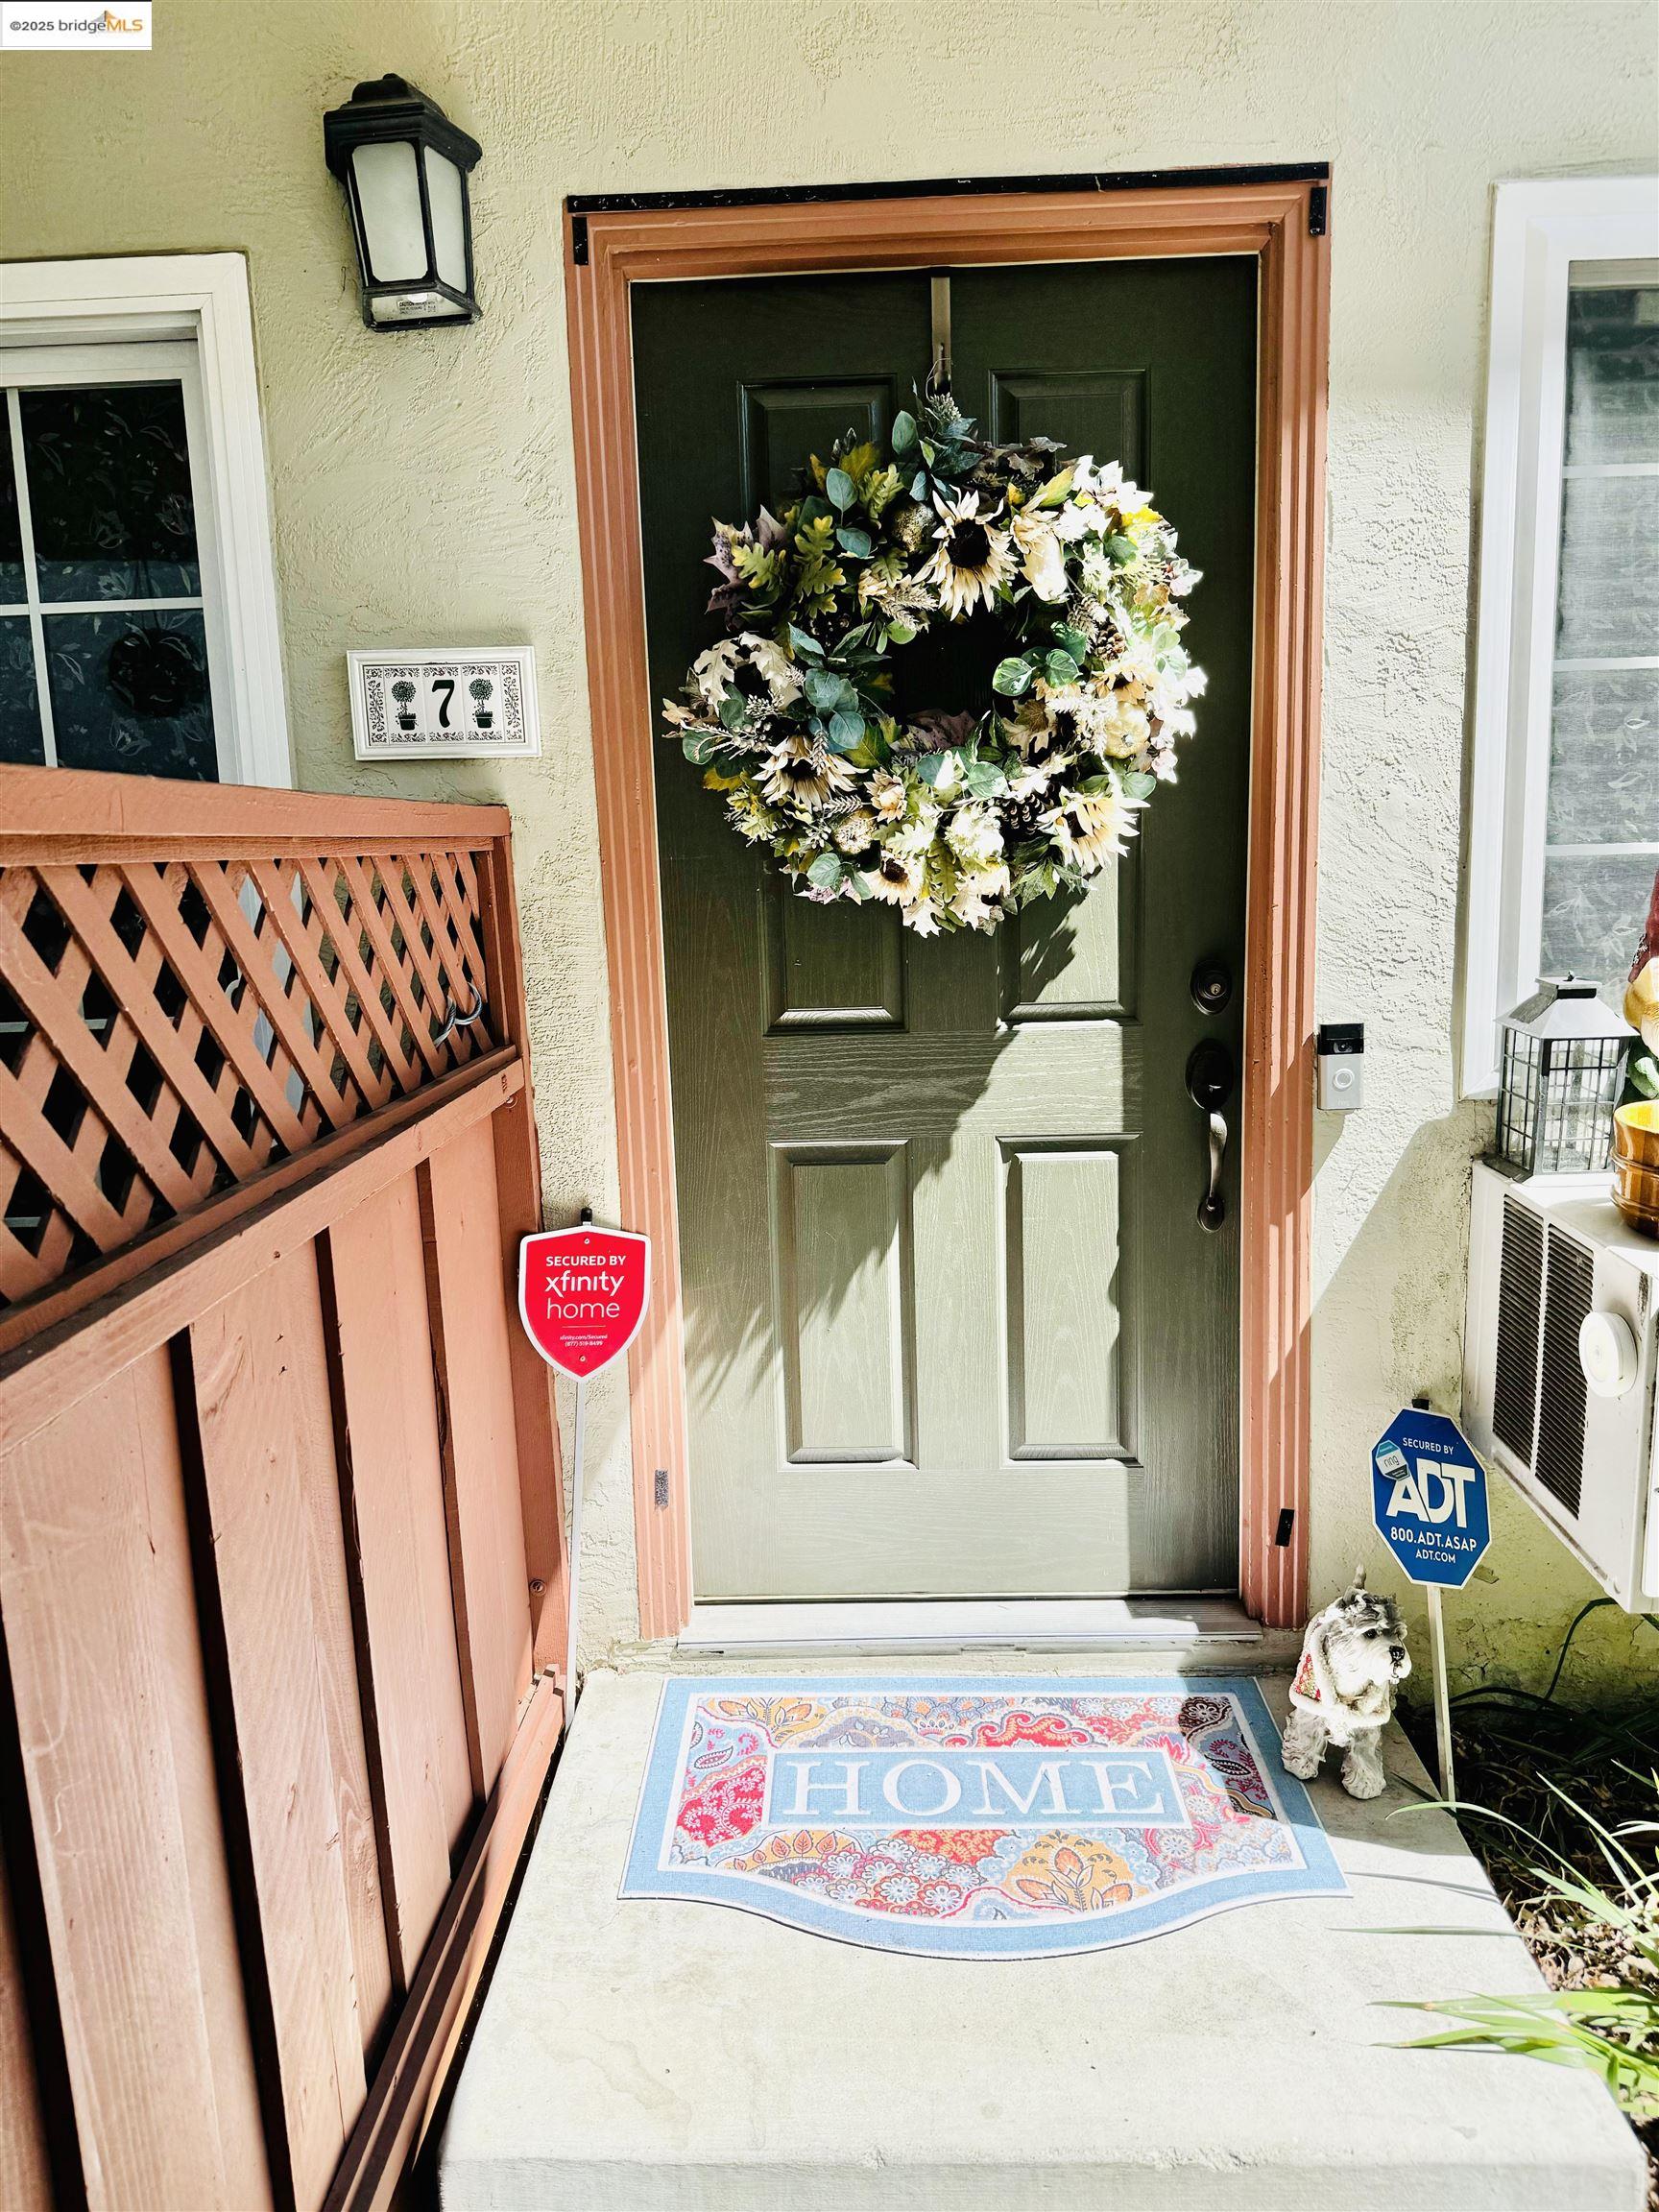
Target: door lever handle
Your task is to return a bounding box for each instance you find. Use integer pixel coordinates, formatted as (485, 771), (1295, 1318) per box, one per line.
(1186, 1041), (1234, 1234)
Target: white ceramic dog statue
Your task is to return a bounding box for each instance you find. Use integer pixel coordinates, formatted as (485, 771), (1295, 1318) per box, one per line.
(1280, 1574), (1411, 1800)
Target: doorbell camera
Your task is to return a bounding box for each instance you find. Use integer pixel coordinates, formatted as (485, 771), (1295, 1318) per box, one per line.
(1316, 1022), (1364, 1111)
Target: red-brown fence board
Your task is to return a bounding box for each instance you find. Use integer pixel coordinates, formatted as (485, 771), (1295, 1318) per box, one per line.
(0, 769), (565, 2211)
(325, 1177), (473, 1984)
(191, 1255), (387, 2212)
(0, 1353), (273, 2211)
(421, 1120), (535, 1791)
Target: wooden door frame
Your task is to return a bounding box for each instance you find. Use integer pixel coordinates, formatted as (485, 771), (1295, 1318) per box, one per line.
(563, 168), (1330, 1637)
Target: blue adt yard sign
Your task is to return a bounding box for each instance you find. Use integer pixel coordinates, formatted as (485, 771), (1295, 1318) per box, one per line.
(1372, 1408), (1490, 1588)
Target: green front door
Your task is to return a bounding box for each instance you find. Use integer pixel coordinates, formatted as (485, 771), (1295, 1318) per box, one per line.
(633, 255), (1256, 1601)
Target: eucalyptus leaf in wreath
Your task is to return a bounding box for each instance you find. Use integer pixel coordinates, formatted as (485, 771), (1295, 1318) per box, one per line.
(662, 391), (1206, 935)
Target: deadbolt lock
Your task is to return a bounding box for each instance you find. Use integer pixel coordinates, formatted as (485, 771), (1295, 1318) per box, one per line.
(1190, 957), (1233, 1016)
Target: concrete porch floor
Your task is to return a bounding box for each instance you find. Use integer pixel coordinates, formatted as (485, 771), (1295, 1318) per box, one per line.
(440, 1668), (1646, 2211)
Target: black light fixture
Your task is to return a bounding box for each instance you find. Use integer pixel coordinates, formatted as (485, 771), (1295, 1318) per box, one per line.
(324, 74), (481, 329)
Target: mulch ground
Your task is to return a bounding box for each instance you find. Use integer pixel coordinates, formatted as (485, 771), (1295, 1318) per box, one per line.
(1401, 1691), (1659, 2208)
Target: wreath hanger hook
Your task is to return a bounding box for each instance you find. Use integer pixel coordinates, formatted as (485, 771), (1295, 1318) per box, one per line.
(927, 271), (952, 398)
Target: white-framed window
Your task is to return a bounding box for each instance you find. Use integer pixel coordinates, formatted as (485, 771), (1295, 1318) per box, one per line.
(0, 254), (290, 787)
(1462, 177), (1659, 1096)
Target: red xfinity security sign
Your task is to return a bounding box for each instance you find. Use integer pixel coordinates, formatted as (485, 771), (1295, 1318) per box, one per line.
(517, 1225), (650, 1380)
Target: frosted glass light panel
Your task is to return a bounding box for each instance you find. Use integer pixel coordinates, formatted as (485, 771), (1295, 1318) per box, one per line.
(0, 378), (218, 780)
(425, 148), (469, 293)
(1539, 267), (1659, 998)
(350, 141), (428, 284)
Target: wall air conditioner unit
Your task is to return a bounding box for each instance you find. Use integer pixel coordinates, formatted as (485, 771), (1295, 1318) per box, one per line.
(1464, 1162), (1659, 1611)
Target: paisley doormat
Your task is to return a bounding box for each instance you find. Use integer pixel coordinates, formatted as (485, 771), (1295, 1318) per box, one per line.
(621, 1675), (1345, 1959)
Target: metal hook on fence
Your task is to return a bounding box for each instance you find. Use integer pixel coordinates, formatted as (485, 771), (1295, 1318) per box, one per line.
(434, 982), (485, 1047)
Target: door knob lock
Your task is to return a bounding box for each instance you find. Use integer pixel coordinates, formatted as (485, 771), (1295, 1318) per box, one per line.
(1186, 1040), (1235, 1234)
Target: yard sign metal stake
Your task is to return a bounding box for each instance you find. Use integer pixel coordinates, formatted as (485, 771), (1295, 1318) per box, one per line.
(518, 1209), (651, 1695)
(1426, 1584), (1455, 1806)
(1371, 1402), (1491, 1803)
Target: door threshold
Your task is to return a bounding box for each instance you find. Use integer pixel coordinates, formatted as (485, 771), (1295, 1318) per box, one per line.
(677, 1596), (1263, 1654)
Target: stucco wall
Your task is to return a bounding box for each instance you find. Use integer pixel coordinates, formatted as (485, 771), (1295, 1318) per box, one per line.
(3, 0), (1656, 1696)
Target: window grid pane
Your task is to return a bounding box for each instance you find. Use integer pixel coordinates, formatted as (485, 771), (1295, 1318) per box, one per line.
(1544, 280), (1659, 1001)
(0, 421), (24, 607)
(0, 373), (218, 781)
(19, 382), (202, 603)
(4, 389), (53, 767)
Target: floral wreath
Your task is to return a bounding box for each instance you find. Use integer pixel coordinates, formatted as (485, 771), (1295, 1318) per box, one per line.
(662, 394), (1206, 937)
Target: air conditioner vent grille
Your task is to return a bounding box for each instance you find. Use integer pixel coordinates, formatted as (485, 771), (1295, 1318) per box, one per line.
(1536, 1226), (1593, 1520)
(1493, 1197), (1544, 1465)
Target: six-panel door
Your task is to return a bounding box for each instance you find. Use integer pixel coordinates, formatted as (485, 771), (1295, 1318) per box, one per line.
(634, 259), (1256, 1599)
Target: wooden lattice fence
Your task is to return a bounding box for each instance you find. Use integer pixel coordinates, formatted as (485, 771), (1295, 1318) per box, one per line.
(0, 831), (502, 1338)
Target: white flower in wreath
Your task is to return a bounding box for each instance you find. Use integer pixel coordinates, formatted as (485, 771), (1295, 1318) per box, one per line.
(888, 805), (942, 856)
(691, 631), (803, 715)
(758, 733), (854, 810)
(1010, 507), (1070, 602)
(1149, 662), (1207, 735)
(920, 489), (1016, 619)
(950, 859), (1012, 930)
(868, 768), (908, 823)
(946, 801), (1004, 870)
(867, 848), (926, 905)
(1044, 782), (1139, 874)
(1078, 541), (1120, 603)
(833, 806), (878, 854)
(1076, 457), (1134, 508)
(1096, 686), (1152, 758)
(1051, 497), (1099, 543)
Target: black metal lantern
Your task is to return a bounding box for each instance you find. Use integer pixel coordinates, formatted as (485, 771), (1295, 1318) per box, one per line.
(1493, 976), (1634, 1176)
(324, 75), (481, 329)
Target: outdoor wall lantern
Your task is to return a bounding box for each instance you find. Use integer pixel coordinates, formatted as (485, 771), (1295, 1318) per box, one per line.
(1493, 975), (1634, 1177)
(324, 74), (481, 329)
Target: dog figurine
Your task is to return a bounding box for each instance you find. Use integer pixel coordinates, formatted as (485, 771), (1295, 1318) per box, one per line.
(1280, 1573), (1410, 1800)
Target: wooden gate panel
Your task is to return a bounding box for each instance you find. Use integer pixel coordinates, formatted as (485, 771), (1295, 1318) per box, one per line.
(0, 769), (565, 2210)
(324, 1176), (473, 1985)
(0, 1352), (272, 2212)
(189, 1252), (389, 2212)
(420, 1118), (535, 1791)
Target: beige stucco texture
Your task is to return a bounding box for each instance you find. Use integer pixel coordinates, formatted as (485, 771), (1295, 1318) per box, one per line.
(3, 0), (1656, 1692)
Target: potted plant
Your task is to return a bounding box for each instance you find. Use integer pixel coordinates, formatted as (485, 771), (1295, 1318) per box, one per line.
(469, 676), (494, 730)
(391, 678), (418, 733)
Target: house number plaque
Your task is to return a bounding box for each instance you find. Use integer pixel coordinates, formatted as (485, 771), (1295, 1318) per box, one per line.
(347, 646), (541, 761)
